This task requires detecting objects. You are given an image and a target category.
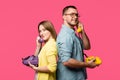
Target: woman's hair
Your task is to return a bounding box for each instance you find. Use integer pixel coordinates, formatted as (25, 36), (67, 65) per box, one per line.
(38, 20), (57, 40)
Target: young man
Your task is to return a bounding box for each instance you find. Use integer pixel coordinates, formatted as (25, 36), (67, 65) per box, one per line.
(57, 5), (98, 80)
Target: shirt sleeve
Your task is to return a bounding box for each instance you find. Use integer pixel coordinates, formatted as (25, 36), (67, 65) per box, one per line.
(57, 34), (73, 62)
(46, 46), (57, 73)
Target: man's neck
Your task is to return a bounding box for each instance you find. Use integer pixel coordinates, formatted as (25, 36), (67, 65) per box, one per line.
(64, 22), (74, 29)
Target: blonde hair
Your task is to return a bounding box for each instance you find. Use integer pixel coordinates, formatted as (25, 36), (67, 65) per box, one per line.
(38, 20), (57, 40)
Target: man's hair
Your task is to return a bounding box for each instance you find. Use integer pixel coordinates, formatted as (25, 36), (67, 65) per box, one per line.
(62, 5), (77, 15)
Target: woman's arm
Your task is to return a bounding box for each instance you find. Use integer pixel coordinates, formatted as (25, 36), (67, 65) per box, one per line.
(29, 54), (57, 73)
(34, 37), (42, 56)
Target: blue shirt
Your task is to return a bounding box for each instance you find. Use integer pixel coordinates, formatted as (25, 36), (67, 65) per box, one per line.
(56, 25), (87, 80)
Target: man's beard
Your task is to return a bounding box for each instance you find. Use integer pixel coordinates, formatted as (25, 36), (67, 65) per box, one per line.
(68, 19), (79, 27)
(68, 22), (77, 27)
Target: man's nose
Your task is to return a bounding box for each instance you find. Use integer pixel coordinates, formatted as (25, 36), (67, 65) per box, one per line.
(74, 15), (77, 18)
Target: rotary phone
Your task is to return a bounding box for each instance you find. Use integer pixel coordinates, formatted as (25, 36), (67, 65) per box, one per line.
(84, 53), (102, 65)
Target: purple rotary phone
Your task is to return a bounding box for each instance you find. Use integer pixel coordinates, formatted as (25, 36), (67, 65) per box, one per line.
(22, 55), (38, 67)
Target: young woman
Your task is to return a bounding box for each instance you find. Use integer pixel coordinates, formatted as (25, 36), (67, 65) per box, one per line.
(29, 20), (57, 80)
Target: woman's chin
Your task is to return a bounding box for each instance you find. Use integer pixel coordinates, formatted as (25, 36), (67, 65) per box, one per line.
(43, 39), (48, 42)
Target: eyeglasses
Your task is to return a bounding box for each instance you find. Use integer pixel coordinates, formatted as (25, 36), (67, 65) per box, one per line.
(65, 13), (80, 17)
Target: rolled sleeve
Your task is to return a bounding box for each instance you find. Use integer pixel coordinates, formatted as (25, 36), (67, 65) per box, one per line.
(57, 34), (73, 62)
(59, 51), (71, 62)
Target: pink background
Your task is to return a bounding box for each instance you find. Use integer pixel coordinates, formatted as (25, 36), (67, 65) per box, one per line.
(0, 0), (120, 80)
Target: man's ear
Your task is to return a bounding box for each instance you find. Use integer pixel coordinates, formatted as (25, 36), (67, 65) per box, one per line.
(63, 15), (66, 20)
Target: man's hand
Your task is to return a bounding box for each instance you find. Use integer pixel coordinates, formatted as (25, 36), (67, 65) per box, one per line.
(86, 58), (99, 68)
(76, 21), (84, 33)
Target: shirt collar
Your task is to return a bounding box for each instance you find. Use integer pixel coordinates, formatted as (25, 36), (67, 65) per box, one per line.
(62, 24), (75, 34)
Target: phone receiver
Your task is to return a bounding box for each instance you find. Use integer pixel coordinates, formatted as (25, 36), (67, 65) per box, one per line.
(38, 38), (44, 43)
(77, 26), (82, 33)
(37, 36), (44, 43)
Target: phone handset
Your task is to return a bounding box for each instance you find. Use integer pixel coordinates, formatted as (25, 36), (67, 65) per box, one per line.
(37, 36), (44, 43)
(36, 36), (43, 54)
(77, 26), (82, 33)
(76, 21), (83, 33)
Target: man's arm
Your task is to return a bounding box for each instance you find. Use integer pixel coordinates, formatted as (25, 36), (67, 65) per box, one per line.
(81, 30), (91, 50)
(77, 22), (91, 50)
(63, 58), (97, 68)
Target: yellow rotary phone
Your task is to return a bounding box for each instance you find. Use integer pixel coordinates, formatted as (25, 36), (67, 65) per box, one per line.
(85, 56), (102, 65)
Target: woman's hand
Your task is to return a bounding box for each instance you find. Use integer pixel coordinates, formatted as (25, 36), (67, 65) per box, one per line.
(28, 61), (38, 71)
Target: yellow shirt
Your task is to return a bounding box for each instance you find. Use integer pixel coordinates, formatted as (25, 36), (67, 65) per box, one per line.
(37, 39), (57, 80)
